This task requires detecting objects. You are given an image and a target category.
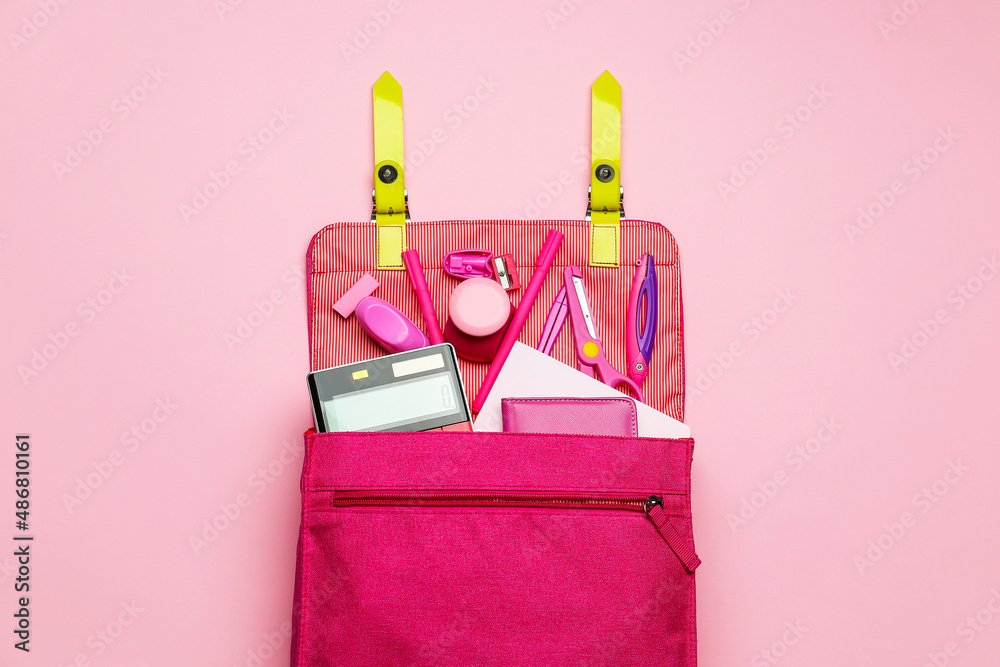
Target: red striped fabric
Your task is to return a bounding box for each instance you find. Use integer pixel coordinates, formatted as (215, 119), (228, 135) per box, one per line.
(307, 219), (685, 422)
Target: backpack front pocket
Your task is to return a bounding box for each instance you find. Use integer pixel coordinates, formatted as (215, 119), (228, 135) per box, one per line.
(291, 430), (699, 667)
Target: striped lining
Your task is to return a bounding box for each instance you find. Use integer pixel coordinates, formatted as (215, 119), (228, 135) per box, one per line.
(307, 219), (685, 423)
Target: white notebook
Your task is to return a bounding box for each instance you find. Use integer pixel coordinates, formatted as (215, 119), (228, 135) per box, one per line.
(474, 343), (691, 438)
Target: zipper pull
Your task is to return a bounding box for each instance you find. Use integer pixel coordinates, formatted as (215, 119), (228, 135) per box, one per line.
(644, 496), (701, 573)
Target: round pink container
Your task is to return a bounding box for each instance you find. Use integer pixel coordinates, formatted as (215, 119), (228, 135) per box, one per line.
(448, 278), (511, 336)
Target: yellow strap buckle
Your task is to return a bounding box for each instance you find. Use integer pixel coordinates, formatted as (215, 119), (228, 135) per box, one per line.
(587, 70), (622, 268)
(372, 71), (408, 270)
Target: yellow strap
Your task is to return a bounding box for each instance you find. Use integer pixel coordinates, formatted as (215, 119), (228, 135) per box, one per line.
(373, 71), (407, 269)
(588, 70), (622, 268)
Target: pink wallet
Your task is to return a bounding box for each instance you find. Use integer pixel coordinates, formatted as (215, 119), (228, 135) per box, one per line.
(501, 397), (639, 437)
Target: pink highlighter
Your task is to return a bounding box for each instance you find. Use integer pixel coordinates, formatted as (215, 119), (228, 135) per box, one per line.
(402, 250), (445, 345)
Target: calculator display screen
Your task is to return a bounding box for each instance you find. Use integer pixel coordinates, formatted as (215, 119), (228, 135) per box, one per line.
(322, 371), (460, 432)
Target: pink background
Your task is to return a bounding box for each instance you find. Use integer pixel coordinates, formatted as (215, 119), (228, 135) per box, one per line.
(3, 1), (999, 665)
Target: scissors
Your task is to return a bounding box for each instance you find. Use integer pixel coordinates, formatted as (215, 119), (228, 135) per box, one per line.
(562, 265), (645, 402)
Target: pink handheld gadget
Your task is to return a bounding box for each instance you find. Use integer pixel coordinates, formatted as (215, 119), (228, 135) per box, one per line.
(355, 296), (429, 353)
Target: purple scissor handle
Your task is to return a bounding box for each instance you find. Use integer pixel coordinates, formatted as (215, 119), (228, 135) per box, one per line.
(626, 253), (657, 389)
(563, 265), (645, 403)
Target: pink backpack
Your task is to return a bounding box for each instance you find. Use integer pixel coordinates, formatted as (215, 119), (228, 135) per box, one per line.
(291, 74), (700, 666)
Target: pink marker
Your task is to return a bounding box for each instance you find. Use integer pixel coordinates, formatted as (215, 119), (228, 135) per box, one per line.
(402, 249), (444, 345)
(473, 229), (564, 413)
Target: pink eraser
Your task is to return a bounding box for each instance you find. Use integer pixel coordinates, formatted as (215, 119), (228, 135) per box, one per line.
(332, 273), (379, 318)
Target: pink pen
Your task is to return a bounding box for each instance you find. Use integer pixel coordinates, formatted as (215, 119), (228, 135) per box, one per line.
(401, 250), (444, 345)
(473, 229), (564, 412)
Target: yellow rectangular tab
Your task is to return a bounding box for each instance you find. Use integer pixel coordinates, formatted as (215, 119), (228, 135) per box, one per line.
(589, 214), (620, 267)
(352, 369), (369, 380)
(376, 224), (406, 269)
